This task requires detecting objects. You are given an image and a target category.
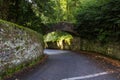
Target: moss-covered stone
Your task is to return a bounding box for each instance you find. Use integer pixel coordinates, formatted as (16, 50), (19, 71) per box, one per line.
(0, 19), (44, 80)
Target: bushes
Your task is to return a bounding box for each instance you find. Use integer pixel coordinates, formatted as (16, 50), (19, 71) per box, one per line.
(44, 31), (73, 49)
(76, 0), (120, 42)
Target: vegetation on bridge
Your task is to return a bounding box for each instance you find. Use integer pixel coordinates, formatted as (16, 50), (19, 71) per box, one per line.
(44, 31), (73, 49)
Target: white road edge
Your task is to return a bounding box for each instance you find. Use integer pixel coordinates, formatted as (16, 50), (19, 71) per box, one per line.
(62, 71), (114, 80)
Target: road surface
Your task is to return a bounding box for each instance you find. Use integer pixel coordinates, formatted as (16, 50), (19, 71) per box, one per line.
(14, 49), (120, 80)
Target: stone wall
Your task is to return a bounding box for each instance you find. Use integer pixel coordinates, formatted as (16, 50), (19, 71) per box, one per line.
(80, 39), (120, 59)
(0, 19), (44, 78)
(46, 36), (120, 60)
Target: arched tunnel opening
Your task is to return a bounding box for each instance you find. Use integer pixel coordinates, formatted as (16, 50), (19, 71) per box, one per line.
(44, 30), (81, 50)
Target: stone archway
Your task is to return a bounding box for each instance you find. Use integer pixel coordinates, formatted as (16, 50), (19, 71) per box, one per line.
(48, 22), (78, 35)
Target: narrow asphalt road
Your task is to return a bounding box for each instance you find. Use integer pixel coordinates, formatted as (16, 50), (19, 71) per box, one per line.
(15, 49), (120, 80)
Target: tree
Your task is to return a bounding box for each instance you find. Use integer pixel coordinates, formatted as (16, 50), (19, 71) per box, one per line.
(0, 0), (45, 34)
(76, 0), (120, 42)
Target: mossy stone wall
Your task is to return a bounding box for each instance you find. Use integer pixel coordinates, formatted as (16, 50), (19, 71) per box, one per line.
(0, 19), (44, 79)
(80, 39), (120, 59)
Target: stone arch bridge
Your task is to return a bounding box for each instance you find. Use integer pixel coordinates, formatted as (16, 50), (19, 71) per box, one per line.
(47, 22), (78, 35)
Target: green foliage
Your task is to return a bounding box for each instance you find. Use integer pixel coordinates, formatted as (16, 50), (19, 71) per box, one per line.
(1, 0), (120, 43)
(76, 0), (120, 42)
(0, 0), (81, 33)
(44, 31), (73, 42)
(32, 0), (81, 23)
(0, 0), (10, 20)
(44, 31), (73, 49)
(0, 0), (45, 34)
(16, 0), (44, 34)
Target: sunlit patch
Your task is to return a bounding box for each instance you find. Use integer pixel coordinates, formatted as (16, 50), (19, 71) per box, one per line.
(44, 49), (70, 55)
(44, 31), (73, 49)
(28, 0), (32, 3)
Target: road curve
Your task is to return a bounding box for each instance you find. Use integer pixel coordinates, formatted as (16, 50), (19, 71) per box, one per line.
(14, 49), (120, 80)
